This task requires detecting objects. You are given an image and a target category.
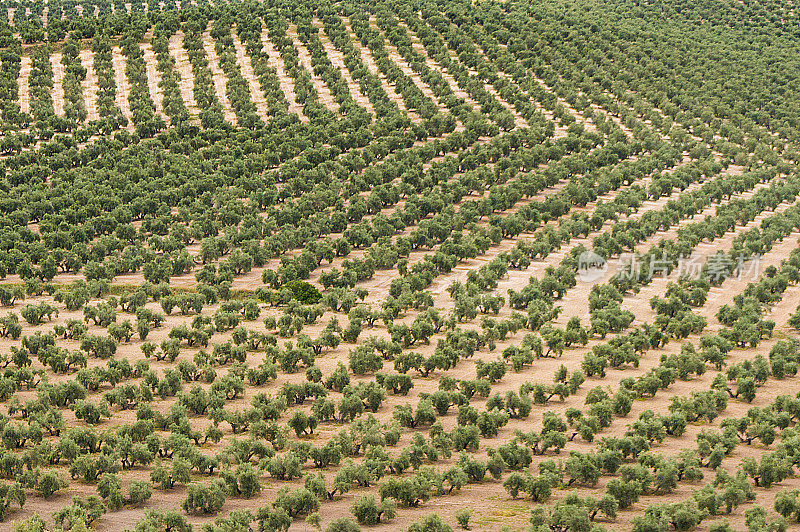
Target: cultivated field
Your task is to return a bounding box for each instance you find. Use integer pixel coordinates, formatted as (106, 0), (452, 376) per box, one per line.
(0, 0), (799, 531)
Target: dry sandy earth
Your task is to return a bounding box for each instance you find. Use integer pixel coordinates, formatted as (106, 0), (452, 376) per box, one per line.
(400, 21), (481, 113)
(51, 51), (64, 116)
(443, 41), (528, 130)
(2, 13), (798, 532)
(556, 177), (782, 326)
(502, 70), (570, 138)
(259, 25), (307, 121)
(341, 17), (419, 123)
(169, 30), (200, 116)
(531, 73), (599, 135)
(313, 18), (376, 117)
(141, 38), (167, 121)
(18, 54), (31, 116)
(4, 176), (797, 532)
(9, 232), (798, 532)
(111, 45), (135, 129)
(201, 29), (237, 125)
(80, 48), (100, 122)
(590, 101), (635, 139)
(465, 37), (577, 138)
(286, 23), (342, 116)
(230, 27), (271, 120)
(367, 16), (454, 122)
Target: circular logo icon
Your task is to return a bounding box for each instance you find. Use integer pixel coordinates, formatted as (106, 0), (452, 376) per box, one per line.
(577, 250), (608, 282)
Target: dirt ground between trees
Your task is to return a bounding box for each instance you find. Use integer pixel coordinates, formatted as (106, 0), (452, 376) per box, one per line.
(3, 12), (800, 532)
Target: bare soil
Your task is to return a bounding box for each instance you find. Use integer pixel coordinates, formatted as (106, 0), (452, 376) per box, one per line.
(287, 23), (343, 116)
(111, 45), (135, 129)
(259, 25), (308, 121)
(201, 29), (237, 125)
(141, 37), (167, 121)
(342, 16), (420, 123)
(230, 26), (271, 120)
(169, 30), (200, 116)
(314, 18), (376, 117)
(80, 48), (100, 122)
(18, 54), (31, 116)
(51, 51), (65, 116)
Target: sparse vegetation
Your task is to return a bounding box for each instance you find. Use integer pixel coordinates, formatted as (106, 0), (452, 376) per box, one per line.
(0, 0), (797, 530)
